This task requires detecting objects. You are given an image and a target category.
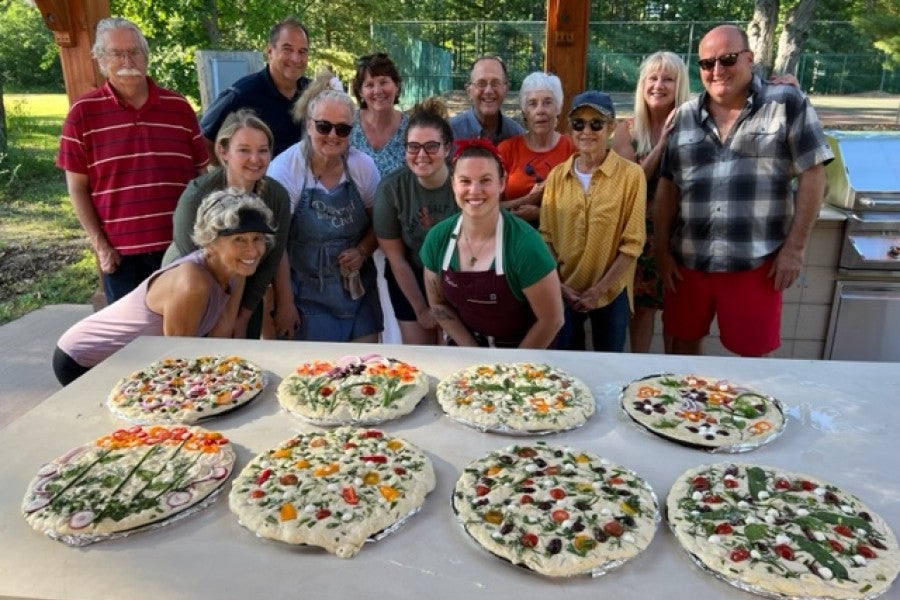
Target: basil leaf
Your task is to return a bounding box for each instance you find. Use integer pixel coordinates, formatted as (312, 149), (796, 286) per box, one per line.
(744, 522), (769, 542)
(809, 511), (873, 535)
(792, 535), (850, 581)
(747, 466), (768, 501)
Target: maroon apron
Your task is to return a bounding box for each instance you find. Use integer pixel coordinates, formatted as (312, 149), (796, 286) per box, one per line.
(440, 215), (535, 347)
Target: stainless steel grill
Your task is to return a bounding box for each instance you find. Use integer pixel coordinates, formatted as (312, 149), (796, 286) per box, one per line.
(823, 132), (900, 361)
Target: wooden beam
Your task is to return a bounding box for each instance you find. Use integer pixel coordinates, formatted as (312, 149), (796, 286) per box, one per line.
(34, 0), (110, 105)
(545, 0), (590, 130)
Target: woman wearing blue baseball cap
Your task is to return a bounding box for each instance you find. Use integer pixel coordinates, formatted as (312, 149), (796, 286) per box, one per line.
(539, 91), (647, 352)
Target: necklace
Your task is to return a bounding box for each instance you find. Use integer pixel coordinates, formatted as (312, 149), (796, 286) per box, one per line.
(463, 232), (492, 267)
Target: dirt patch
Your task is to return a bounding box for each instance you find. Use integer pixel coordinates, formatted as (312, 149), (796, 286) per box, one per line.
(0, 239), (90, 304)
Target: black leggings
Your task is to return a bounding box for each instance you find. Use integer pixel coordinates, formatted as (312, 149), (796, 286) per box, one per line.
(52, 346), (90, 386)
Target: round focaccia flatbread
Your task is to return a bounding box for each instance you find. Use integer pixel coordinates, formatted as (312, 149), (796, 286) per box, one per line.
(276, 354), (428, 425)
(23, 425), (234, 545)
(452, 442), (658, 577)
(437, 363), (595, 433)
(108, 355), (265, 424)
(229, 426), (435, 559)
(621, 374), (785, 452)
(667, 463), (899, 599)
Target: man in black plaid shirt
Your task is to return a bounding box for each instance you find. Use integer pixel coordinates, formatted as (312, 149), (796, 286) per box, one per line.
(654, 24), (833, 357)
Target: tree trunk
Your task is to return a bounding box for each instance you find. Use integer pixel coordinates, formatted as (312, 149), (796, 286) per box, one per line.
(773, 0), (819, 76)
(0, 78), (6, 154)
(748, 0), (779, 79)
(201, 0), (220, 45)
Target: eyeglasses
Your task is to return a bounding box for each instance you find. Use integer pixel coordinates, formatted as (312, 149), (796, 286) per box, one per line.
(468, 79), (506, 91)
(313, 119), (353, 138)
(405, 141), (444, 155)
(570, 118), (606, 132)
(697, 50), (750, 71)
(103, 48), (144, 62)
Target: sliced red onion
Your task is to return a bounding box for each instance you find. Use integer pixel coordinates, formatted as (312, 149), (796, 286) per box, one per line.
(69, 510), (95, 529)
(23, 495), (51, 513)
(36, 463), (59, 478)
(231, 388), (243, 400)
(359, 353), (385, 364)
(33, 475), (58, 494)
(210, 466), (229, 480)
(58, 446), (87, 465)
(166, 491), (192, 507)
(337, 355), (361, 368)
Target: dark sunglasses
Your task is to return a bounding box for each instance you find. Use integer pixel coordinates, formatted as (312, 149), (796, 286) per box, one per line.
(570, 118), (606, 132)
(523, 162), (548, 183)
(405, 141), (444, 155)
(313, 119), (353, 138)
(697, 50), (750, 71)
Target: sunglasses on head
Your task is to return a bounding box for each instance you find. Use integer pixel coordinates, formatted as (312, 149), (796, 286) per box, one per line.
(313, 119), (353, 138)
(570, 118), (606, 132)
(405, 141), (444, 155)
(697, 50), (750, 71)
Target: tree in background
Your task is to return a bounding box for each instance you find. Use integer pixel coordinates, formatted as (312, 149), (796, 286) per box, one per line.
(1, 0), (895, 102)
(853, 0), (900, 67)
(0, 0), (63, 92)
(748, 0), (821, 78)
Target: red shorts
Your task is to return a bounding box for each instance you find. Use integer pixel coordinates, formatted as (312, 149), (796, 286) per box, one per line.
(662, 257), (781, 356)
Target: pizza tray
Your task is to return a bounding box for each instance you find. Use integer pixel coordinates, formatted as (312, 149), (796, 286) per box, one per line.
(664, 464), (900, 600)
(619, 373), (787, 453)
(663, 504), (894, 600)
(451, 488), (659, 578)
(106, 372), (269, 425)
(41, 481), (228, 547)
(439, 383), (598, 436)
(436, 364), (596, 436)
(450, 459), (660, 578)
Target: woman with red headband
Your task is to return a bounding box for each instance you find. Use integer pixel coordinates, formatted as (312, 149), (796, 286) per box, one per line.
(419, 139), (563, 348)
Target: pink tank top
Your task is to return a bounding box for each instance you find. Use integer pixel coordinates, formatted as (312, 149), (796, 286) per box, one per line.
(57, 251), (233, 367)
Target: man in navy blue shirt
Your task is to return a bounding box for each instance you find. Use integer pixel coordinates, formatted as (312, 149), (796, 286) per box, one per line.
(200, 18), (311, 163)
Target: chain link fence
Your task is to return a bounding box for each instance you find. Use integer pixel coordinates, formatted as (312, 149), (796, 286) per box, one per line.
(374, 20), (897, 101)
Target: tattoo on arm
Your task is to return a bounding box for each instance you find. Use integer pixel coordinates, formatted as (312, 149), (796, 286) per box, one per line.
(430, 305), (456, 323)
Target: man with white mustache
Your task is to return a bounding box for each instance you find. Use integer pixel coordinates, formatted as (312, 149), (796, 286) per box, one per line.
(57, 17), (209, 303)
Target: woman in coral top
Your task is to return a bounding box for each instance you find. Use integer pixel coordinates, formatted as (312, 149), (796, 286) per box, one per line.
(498, 72), (575, 225)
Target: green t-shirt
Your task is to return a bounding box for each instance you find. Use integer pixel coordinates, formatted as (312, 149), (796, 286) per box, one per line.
(419, 210), (557, 302)
(373, 167), (458, 269)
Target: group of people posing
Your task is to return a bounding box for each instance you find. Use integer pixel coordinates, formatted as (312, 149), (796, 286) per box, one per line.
(53, 17), (833, 386)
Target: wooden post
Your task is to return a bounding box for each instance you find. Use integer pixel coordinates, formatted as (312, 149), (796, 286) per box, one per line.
(545, 0), (590, 130)
(34, 0), (111, 309)
(34, 0), (110, 105)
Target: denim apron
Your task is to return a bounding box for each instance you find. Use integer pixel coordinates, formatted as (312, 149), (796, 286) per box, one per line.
(287, 162), (377, 339)
(439, 215), (535, 347)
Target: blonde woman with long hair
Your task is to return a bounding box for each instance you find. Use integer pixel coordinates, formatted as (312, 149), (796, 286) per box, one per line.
(613, 51), (689, 353)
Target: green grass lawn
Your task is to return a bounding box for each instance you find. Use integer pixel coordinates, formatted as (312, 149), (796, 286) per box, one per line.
(1, 93), (95, 325)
